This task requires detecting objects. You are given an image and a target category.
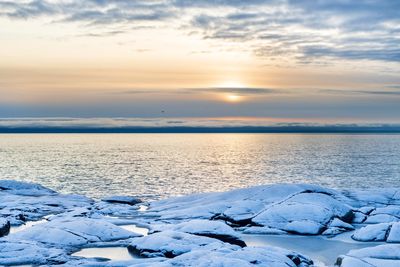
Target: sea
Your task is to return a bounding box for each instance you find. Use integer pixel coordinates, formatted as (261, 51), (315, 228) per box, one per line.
(1, 134), (399, 200)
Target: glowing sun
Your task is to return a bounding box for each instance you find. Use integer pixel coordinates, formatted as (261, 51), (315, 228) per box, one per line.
(226, 94), (241, 102)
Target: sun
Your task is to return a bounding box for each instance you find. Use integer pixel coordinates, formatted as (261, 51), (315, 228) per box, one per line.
(226, 94), (241, 102)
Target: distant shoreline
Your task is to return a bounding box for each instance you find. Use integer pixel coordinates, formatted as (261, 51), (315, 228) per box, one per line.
(1, 126), (400, 134)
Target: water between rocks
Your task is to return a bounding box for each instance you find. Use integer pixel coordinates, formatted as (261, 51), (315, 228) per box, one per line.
(71, 224), (148, 261)
(242, 232), (382, 267)
(72, 247), (139, 261)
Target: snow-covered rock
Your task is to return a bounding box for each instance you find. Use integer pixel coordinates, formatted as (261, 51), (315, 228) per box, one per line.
(102, 196), (142, 206)
(242, 226), (287, 235)
(151, 219), (246, 247)
(128, 230), (236, 258)
(352, 222), (400, 243)
(10, 218), (140, 247)
(336, 244), (400, 267)
(365, 214), (400, 224)
(0, 239), (67, 265)
(147, 184), (354, 236)
(159, 246), (313, 267)
(0, 180), (56, 196)
(252, 192), (353, 235)
(352, 223), (391, 242)
(0, 181), (93, 225)
(1, 180), (400, 266)
(387, 223), (400, 243)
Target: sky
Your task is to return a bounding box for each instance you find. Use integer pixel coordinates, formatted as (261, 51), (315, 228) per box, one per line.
(0, 0), (399, 123)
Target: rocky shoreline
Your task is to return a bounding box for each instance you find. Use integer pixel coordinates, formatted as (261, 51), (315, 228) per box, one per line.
(1, 180), (400, 266)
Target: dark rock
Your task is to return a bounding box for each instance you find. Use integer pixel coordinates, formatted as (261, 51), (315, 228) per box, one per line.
(0, 218), (10, 237)
(194, 233), (246, 247)
(102, 196), (142, 205)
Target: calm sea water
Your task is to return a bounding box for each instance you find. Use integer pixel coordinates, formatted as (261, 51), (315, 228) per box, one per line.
(0, 134), (399, 200)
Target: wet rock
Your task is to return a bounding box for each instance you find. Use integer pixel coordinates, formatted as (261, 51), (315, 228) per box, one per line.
(0, 180), (56, 196)
(102, 195), (142, 206)
(0, 218), (10, 237)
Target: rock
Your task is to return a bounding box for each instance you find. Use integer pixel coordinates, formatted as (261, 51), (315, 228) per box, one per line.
(371, 206), (400, 217)
(0, 180), (56, 196)
(0, 189), (93, 224)
(102, 195), (142, 205)
(148, 184), (347, 223)
(0, 218), (10, 237)
(329, 218), (355, 230)
(156, 219), (247, 247)
(337, 244), (400, 266)
(128, 230), (236, 258)
(0, 240), (67, 265)
(352, 211), (367, 223)
(221, 200), (265, 225)
(352, 223), (391, 242)
(11, 218), (140, 247)
(322, 227), (348, 236)
(365, 214), (400, 224)
(252, 193), (353, 235)
(387, 222), (400, 243)
(242, 226), (287, 235)
(285, 220), (324, 235)
(359, 206), (375, 215)
(162, 246), (312, 267)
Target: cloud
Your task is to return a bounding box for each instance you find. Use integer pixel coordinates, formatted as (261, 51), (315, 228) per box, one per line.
(302, 46), (400, 63)
(184, 87), (283, 96)
(0, 117), (400, 133)
(321, 88), (400, 96)
(0, 0), (399, 64)
(112, 87), (283, 96)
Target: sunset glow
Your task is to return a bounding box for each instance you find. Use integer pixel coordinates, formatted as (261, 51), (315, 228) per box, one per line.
(0, 1), (398, 121)
(225, 94), (241, 102)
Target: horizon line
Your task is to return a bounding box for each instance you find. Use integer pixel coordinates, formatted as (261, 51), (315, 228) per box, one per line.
(1, 125), (400, 134)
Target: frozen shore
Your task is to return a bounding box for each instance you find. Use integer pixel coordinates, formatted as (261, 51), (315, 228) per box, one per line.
(1, 180), (400, 266)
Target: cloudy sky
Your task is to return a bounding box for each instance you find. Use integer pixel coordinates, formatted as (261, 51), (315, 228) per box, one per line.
(0, 0), (399, 122)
